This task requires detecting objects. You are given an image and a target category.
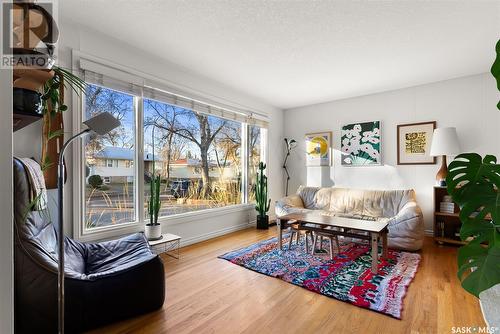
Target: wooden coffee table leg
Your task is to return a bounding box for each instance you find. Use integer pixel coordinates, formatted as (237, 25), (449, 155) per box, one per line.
(371, 232), (378, 274)
(277, 218), (283, 250)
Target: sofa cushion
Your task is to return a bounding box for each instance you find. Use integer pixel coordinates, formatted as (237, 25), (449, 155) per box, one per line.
(328, 188), (365, 216)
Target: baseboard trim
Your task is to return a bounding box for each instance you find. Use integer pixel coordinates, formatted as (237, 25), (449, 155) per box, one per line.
(179, 222), (254, 248)
(424, 229), (434, 237)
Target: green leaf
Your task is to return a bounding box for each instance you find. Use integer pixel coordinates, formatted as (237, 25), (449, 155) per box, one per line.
(48, 129), (64, 140)
(457, 239), (500, 297)
(491, 39), (500, 110)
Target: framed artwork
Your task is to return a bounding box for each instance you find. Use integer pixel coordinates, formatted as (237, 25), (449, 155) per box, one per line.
(305, 131), (331, 166)
(397, 121), (436, 165)
(341, 121), (381, 166)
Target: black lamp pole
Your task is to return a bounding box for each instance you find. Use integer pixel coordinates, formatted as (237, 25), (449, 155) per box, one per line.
(282, 138), (296, 196)
(57, 129), (90, 334)
(57, 112), (120, 334)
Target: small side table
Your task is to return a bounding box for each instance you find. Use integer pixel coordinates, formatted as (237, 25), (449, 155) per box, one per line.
(148, 233), (181, 259)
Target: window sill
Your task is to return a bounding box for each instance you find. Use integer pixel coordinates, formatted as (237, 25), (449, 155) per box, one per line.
(78, 221), (143, 243)
(77, 203), (256, 242)
(157, 203), (255, 226)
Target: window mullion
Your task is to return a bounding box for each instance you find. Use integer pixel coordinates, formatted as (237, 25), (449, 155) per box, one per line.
(241, 123), (249, 204)
(136, 95), (145, 224)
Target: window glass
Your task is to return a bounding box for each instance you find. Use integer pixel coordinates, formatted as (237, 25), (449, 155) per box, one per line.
(84, 84), (136, 228)
(143, 98), (242, 218)
(248, 125), (262, 202)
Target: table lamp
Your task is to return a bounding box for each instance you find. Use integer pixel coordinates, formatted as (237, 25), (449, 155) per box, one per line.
(429, 127), (461, 186)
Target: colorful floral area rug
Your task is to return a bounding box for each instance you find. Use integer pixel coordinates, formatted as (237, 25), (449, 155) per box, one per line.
(219, 235), (420, 318)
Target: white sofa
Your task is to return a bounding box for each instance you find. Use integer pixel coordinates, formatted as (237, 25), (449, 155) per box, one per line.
(275, 186), (424, 251)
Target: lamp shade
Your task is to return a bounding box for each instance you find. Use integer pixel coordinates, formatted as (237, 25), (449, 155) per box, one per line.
(83, 112), (121, 136)
(429, 127), (461, 156)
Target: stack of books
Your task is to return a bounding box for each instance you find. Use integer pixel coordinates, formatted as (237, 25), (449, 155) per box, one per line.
(440, 195), (455, 213)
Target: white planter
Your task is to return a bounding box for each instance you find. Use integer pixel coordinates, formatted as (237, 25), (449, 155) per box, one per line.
(479, 284), (500, 329)
(145, 224), (162, 240)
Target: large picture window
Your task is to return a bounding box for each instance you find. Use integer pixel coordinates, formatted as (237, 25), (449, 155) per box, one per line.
(83, 84), (136, 229)
(143, 98), (243, 217)
(79, 69), (267, 236)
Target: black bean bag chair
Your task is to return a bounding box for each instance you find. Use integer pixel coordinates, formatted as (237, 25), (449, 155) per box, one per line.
(13, 158), (165, 333)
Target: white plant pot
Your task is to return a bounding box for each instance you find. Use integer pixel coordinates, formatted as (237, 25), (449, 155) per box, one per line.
(479, 283), (500, 328)
(145, 224), (162, 240)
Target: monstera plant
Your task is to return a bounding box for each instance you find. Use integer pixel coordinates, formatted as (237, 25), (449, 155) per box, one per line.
(492, 39), (500, 110)
(446, 153), (500, 297)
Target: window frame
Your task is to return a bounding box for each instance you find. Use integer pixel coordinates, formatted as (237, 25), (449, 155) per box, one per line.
(72, 60), (268, 242)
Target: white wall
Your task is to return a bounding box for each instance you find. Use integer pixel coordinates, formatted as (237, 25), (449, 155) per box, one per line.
(284, 73), (500, 233)
(0, 61), (14, 334)
(13, 20), (284, 242)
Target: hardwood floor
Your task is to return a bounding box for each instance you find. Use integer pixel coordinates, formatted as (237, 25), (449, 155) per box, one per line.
(88, 227), (485, 334)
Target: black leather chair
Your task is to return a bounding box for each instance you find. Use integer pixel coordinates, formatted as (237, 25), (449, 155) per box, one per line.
(14, 158), (165, 333)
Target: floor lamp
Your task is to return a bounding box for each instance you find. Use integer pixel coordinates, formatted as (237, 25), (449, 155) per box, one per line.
(282, 138), (297, 196)
(58, 112), (120, 334)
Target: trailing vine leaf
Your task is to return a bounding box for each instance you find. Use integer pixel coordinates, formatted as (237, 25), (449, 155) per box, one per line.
(48, 129), (64, 140)
(42, 155), (53, 171)
(447, 153), (500, 297)
(53, 66), (87, 96)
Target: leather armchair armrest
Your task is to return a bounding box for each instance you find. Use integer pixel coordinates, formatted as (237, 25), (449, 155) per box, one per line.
(84, 232), (155, 277)
(85, 253), (158, 280)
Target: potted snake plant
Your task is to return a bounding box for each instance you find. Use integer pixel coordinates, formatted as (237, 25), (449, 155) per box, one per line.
(254, 162), (271, 229)
(146, 173), (162, 240)
(145, 127), (162, 240)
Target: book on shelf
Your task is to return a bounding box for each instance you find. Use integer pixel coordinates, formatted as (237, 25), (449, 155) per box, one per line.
(436, 221), (445, 237)
(439, 202), (455, 213)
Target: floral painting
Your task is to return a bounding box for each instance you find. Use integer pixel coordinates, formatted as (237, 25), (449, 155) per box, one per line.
(341, 121), (381, 166)
(305, 132), (331, 166)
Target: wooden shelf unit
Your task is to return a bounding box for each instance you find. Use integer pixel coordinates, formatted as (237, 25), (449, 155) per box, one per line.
(433, 186), (463, 245)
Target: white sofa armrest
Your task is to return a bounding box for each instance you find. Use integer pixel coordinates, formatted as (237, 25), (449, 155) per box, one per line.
(275, 195), (304, 217)
(386, 201), (424, 250)
(394, 201), (422, 223)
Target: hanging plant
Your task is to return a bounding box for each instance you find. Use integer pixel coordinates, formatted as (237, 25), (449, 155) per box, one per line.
(41, 66), (86, 188)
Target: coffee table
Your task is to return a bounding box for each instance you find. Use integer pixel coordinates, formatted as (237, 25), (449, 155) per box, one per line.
(276, 212), (388, 274)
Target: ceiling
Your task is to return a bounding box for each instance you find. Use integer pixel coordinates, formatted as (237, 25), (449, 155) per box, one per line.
(61, 1), (500, 109)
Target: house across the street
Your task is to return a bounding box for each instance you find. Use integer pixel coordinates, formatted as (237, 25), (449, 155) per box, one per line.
(88, 146), (238, 184)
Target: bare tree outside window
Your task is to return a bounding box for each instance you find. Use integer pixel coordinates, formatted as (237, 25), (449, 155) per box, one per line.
(143, 99), (244, 217)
